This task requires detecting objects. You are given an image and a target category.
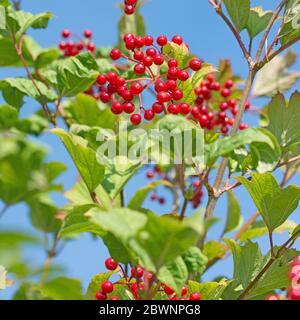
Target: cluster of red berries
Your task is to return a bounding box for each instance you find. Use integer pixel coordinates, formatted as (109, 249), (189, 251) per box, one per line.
(95, 33), (202, 126)
(191, 74), (249, 134)
(95, 257), (201, 300)
(58, 29), (96, 56)
(267, 257), (300, 300)
(123, 0), (138, 15)
(190, 180), (204, 209)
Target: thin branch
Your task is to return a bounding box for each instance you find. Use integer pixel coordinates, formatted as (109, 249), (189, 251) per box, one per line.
(209, 1), (251, 65)
(179, 197), (188, 221)
(254, 0), (288, 64)
(0, 205), (10, 219)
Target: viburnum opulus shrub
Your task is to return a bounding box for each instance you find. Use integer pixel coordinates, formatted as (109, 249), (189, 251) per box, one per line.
(0, 0), (300, 301)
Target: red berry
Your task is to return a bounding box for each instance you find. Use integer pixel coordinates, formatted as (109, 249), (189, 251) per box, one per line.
(143, 56), (153, 67)
(123, 102), (135, 114)
(105, 257), (118, 270)
(211, 82), (221, 90)
(153, 54), (165, 65)
(152, 102), (164, 114)
(199, 115), (208, 128)
(144, 35), (154, 46)
(157, 91), (171, 103)
(239, 123), (248, 130)
(95, 291), (107, 300)
(134, 50), (144, 61)
(150, 194), (158, 201)
(144, 109), (154, 121)
(125, 38), (136, 50)
(172, 89), (183, 101)
(125, 0), (137, 4)
(158, 197), (165, 204)
(157, 35), (168, 46)
(76, 42), (84, 50)
(101, 281), (114, 294)
(288, 288), (300, 300)
(110, 48), (121, 60)
(130, 82), (144, 95)
(111, 102), (123, 115)
(181, 286), (188, 296)
(134, 63), (146, 75)
(106, 72), (118, 84)
(146, 48), (157, 57)
(172, 35), (183, 45)
(245, 101), (251, 109)
(225, 79), (233, 88)
(167, 67), (178, 80)
(59, 41), (67, 50)
(206, 74), (215, 82)
(266, 294), (279, 300)
(131, 266), (144, 278)
(100, 92), (111, 103)
(189, 58), (202, 71)
(189, 292), (201, 300)
(155, 80), (166, 92)
(228, 99), (237, 108)
(131, 114), (142, 125)
(124, 33), (135, 42)
(168, 59), (178, 68)
(221, 88), (231, 98)
(124, 5), (135, 15)
(179, 102), (190, 115)
(87, 43), (96, 52)
(61, 29), (71, 38)
(221, 126), (228, 134)
(191, 106), (200, 118)
(165, 79), (177, 91)
(116, 76), (126, 87)
(220, 102), (228, 111)
(84, 29), (93, 38)
(135, 36), (145, 48)
(110, 296), (120, 300)
(231, 107), (238, 116)
(163, 284), (174, 295)
(168, 103), (180, 114)
(177, 70), (189, 81)
(122, 90), (134, 101)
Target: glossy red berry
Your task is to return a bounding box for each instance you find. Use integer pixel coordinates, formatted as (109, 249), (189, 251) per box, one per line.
(86, 42), (96, 52)
(124, 5), (135, 15)
(143, 56), (153, 67)
(157, 91), (171, 103)
(124, 33), (135, 42)
(131, 113), (142, 125)
(172, 89), (183, 100)
(146, 48), (157, 57)
(157, 35), (168, 46)
(84, 29), (93, 38)
(177, 70), (189, 81)
(105, 257), (118, 270)
(155, 80), (166, 92)
(168, 103), (180, 114)
(172, 35), (183, 45)
(225, 79), (233, 88)
(110, 48), (121, 60)
(101, 281), (114, 294)
(111, 102), (123, 115)
(131, 266), (144, 278)
(221, 88), (231, 98)
(134, 50), (144, 61)
(130, 82), (144, 95)
(189, 292), (201, 300)
(110, 296), (120, 300)
(59, 41), (67, 50)
(152, 102), (164, 114)
(95, 291), (107, 300)
(144, 35), (154, 46)
(100, 92), (111, 103)
(144, 109), (154, 121)
(181, 286), (188, 296)
(134, 63), (146, 74)
(106, 72), (118, 84)
(165, 79), (177, 91)
(153, 54), (165, 65)
(123, 102), (135, 114)
(168, 59), (178, 68)
(122, 90), (134, 101)
(179, 102), (190, 115)
(125, 38), (136, 50)
(167, 67), (178, 80)
(125, 0), (137, 4)
(61, 29), (71, 38)
(189, 58), (202, 71)
(163, 284), (174, 295)
(135, 36), (145, 48)
(239, 123), (248, 130)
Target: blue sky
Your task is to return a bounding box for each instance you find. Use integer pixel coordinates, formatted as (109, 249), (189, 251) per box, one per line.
(0, 0), (300, 299)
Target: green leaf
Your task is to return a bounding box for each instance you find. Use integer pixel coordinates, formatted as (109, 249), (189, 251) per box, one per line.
(252, 51), (300, 97)
(223, 191), (243, 234)
(0, 77), (57, 110)
(236, 173), (300, 231)
(42, 277), (83, 300)
(188, 279), (229, 300)
(225, 239), (263, 289)
(61, 204), (104, 238)
(52, 128), (105, 192)
(42, 52), (98, 97)
(17, 114), (49, 135)
(158, 257), (189, 295)
(267, 92), (300, 149)
(246, 7), (273, 39)
(0, 104), (18, 129)
(163, 42), (190, 69)
(203, 240), (227, 262)
(128, 180), (173, 210)
(181, 246), (208, 275)
(130, 212), (201, 272)
(279, 0), (300, 45)
(64, 93), (114, 128)
(223, 0), (250, 32)
(206, 128), (279, 166)
(35, 48), (60, 69)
